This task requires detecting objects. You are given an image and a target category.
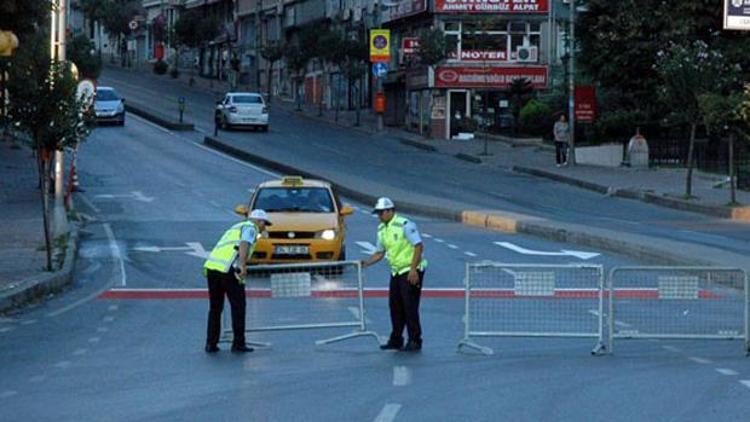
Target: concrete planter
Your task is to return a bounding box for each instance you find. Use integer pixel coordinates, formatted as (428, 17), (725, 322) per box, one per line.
(574, 143), (623, 167)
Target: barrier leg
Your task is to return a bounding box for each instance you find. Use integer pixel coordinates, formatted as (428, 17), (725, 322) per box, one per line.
(457, 337), (493, 355)
(315, 330), (381, 346)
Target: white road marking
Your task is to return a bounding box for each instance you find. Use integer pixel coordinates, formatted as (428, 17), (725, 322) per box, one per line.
(688, 357), (712, 364)
(190, 140), (279, 177)
(0, 317), (16, 323)
(104, 223), (127, 287)
(434, 238), (445, 243)
(422, 233), (432, 238)
(740, 380), (750, 389)
(447, 244), (458, 249)
(54, 361), (72, 369)
(72, 348), (88, 356)
(78, 193), (101, 214)
(88, 337), (101, 343)
(716, 368), (738, 376)
(587, 310), (631, 327)
(348, 306), (371, 324)
(20, 319), (37, 326)
(464, 251), (477, 257)
(103, 316), (115, 323)
(374, 403), (402, 422)
(28, 375), (45, 383)
(393, 366), (411, 386)
(46, 284), (115, 318)
(356, 241), (378, 255)
(0, 327), (12, 333)
(108, 305), (118, 312)
(0, 391), (18, 399)
(662, 345), (682, 353)
(494, 241), (600, 260)
(97, 327), (109, 333)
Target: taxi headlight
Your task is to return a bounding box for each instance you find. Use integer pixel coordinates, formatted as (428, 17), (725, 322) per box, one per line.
(318, 229), (336, 240)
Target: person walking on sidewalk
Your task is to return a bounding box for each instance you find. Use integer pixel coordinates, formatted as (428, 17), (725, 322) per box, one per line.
(361, 197), (428, 352)
(553, 114), (569, 167)
(203, 208), (272, 353)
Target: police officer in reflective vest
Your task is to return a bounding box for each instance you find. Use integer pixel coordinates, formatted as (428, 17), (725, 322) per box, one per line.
(362, 197), (427, 352)
(203, 208), (272, 353)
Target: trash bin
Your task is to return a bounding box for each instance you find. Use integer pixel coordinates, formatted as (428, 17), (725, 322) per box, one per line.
(627, 133), (649, 168)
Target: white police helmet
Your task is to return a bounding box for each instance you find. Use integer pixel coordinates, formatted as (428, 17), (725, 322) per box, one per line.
(372, 197), (395, 214)
(249, 209), (272, 225)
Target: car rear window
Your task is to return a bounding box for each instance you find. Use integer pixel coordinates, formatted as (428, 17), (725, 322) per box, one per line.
(253, 187), (334, 213)
(96, 89), (120, 101)
(233, 95), (263, 104)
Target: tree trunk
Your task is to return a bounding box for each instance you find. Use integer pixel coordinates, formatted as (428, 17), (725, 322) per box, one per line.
(266, 61), (274, 104)
(334, 73), (340, 123)
(729, 132), (736, 205)
(37, 149), (53, 271)
(355, 77), (361, 127)
(685, 123), (697, 198)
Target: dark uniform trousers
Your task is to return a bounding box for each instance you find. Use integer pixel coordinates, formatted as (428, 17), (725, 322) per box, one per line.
(388, 269), (425, 346)
(206, 269), (246, 347)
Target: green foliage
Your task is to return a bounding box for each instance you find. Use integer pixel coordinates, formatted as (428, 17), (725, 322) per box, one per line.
(100, 0), (142, 39)
(0, 0), (50, 36)
(7, 32), (94, 152)
(507, 78), (533, 130)
(418, 28), (448, 67)
(153, 60), (168, 75)
(519, 99), (552, 137)
(173, 9), (220, 49)
(68, 34), (102, 79)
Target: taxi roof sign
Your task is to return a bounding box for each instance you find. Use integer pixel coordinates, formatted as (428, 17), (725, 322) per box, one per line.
(281, 176), (304, 186)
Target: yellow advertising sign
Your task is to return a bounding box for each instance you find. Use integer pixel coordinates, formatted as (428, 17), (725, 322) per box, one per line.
(369, 29), (391, 63)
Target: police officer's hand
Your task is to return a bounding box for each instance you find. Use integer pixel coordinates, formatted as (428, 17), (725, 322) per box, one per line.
(360, 259), (368, 268)
(407, 269), (420, 286)
(238, 265), (247, 280)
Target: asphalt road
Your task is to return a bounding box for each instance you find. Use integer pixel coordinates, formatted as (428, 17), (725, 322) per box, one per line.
(100, 68), (750, 259)
(2, 112), (750, 421)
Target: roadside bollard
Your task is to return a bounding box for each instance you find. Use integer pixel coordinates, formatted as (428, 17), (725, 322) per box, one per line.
(178, 96), (186, 123)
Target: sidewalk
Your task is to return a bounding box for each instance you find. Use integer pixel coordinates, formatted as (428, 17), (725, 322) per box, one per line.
(0, 135), (79, 313)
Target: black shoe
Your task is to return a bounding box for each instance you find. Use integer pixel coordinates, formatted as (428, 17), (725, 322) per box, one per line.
(379, 342), (402, 351)
(231, 344), (254, 353)
(205, 344), (220, 353)
(401, 341), (422, 352)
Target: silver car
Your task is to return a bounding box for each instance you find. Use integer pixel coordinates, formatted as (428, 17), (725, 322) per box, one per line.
(215, 92), (269, 131)
(94, 87), (125, 126)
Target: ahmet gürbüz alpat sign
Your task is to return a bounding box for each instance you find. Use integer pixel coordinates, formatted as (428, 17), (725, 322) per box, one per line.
(725, 0), (750, 30)
(435, 0), (549, 14)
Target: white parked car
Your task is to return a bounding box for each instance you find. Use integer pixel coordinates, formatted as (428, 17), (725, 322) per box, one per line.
(215, 92), (269, 131)
(94, 86), (125, 126)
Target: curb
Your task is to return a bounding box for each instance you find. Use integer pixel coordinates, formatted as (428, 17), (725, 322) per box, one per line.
(399, 138), (437, 152)
(203, 135), (747, 271)
(454, 153), (482, 164)
(0, 225), (80, 314)
(513, 165), (750, 221)
(125, 104), (194, 131)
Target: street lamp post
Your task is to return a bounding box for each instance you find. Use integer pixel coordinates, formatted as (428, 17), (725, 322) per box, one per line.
(51, 0), (69, 237)
(567, 0), (577, 165)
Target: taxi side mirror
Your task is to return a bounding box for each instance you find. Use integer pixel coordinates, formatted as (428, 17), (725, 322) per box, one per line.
(340, 205), (354, 216)
(234, 204), (249, 216)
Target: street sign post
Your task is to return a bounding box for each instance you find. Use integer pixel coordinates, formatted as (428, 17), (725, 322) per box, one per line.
(372, 62), (388, 77)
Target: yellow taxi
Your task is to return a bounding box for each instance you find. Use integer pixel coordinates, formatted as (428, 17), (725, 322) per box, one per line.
(243, 176), (353, 264)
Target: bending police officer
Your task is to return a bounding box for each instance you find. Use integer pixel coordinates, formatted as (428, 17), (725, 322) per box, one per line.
(203, 208), (272, 353)
(362, 197), (427, 352)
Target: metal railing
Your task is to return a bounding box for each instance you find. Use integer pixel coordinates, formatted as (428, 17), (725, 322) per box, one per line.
(458, 263), (606, 355)
(221, 260), (380, 348)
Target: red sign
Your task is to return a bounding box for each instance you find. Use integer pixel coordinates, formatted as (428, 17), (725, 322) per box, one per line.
(388, 0), (428, 20)
(402, 38), (421, 55)
(448, 49), (507, 62)
(574, 85), (596, 122)
(434, 66), (548, 89)
(435, 0), (549, 14)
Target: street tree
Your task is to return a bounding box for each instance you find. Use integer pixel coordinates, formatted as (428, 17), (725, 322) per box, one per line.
(654, 40), (737, 198)
(260, 41), (285, 104)
(418, 27), (448, 68)
(99, 0), (141, 66)
(7, 31), (94, 271)
(507, 78), (533, 135)
(68, 34), (102, 80)
(79, 0), (110, 53)
(173, 9), (219, 82)
(341, 38), (369, 126)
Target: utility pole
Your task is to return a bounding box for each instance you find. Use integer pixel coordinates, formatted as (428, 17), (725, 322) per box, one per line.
(567, 0), (576, 165)
(52, 0), (69, 236)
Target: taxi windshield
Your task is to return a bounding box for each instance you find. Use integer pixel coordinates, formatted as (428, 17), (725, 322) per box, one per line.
(253, 187), (334, 213)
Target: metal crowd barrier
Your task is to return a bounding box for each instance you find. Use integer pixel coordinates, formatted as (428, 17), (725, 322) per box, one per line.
(221, 260), (380, 348)
(458, 263), (606, 355)
(607, 267), (749, 355)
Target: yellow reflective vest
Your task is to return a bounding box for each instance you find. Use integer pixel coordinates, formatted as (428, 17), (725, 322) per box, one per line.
(203, 221), (257, 277)
(377, 214), (427, 276)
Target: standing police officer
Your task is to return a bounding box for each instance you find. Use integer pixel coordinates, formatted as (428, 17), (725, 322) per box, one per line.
(362, 197), (427, 352)
(203, 207), (272, 353)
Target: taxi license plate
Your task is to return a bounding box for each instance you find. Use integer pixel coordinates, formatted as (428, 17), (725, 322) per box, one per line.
(274, 245), (309, 255)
